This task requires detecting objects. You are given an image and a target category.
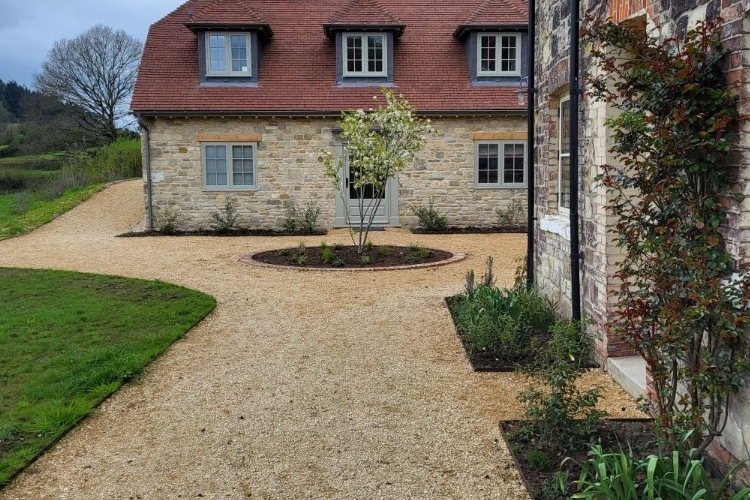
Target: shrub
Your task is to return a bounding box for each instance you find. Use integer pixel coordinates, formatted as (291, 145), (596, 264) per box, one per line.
(495, 198), (524, 227)
(518, 320), (606, 453)
(283, 200), (321, 234)
(210, 199), (239, 232)
(154, 205), (180, 234)
(412, 198), (447, 231)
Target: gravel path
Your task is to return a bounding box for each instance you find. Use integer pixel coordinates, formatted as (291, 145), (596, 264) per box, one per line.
(0, 180), (641, 499)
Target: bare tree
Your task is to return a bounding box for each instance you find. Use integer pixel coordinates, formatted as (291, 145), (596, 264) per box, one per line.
(34, 24), (142, 142)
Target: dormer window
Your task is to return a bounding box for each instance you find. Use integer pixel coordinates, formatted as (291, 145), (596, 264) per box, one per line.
(206, 32), (252, 77)
(477, 33), (520, 76)
(343, 33), (387, 77)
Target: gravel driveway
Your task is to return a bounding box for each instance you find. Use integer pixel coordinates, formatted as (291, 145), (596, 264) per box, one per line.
(0, 180), (639, 499)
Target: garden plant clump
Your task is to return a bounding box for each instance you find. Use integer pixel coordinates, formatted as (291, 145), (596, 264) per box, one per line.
(447, 258), (557, 370)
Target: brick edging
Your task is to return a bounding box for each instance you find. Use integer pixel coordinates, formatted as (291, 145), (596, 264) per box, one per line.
(239, 250), (466, 271)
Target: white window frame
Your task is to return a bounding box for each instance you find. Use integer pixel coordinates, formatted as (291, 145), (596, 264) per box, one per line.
(202, 142), (257, 191)
(558, 96), (571, 213)
(342, 32), (387, 77)
(477, 33), (521, 77)
(205, 32), (252, 77)
(475, 140), (527, 188)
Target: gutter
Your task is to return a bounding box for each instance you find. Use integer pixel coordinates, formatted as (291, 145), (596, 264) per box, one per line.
(136, 115), (155, 231)
(526, 0), (536, 289)
(128, 109), (528, 119)
(569, 0), (582, 320)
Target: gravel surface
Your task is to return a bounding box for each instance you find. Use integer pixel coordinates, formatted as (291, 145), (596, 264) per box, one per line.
(0, 180), (643, 500)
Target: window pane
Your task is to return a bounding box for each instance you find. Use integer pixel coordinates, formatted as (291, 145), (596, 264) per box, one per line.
(477, 143), (499, 184)
(503, 143), (525, 184)
(480, 35), (496, 73)
(205, 145), (227, 186)
(209, 35), (227, 73)
(560, 155), (571, 208)
(230, 35), (248, 73)
(346, 36), (363, 73)
(231, 145), (254, 186)
(367, 35), (383, 73)
(560, 100), (571, 154)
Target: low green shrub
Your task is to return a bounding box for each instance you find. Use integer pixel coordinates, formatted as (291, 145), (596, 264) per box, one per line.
(210, 199), (239, 232)
(518, 320), (605, 453)
(283, 200), (321, 234)
(412, 198), (447, 231)
(495, 198), (524, 227)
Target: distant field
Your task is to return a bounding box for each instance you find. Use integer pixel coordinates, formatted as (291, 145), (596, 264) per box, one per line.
(0, 151), (67, 164)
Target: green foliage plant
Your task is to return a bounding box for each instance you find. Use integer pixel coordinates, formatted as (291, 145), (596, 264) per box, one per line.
(283, 200), (322, 234)
(210, 199), (239, 232)
(378, 245), (390, 257)
(495, 198), (524, 228)
(321, 245), (335, 264)
(584, 18), (750, 454)
(154, 204), (180, 234)
(454, 257), (556, 362)
(412, 197), (447, 231)
(568, 439), (750, 499)
(518, 320), (606, 453)
(320, 89), (435, 253)
(0, 268), (215, 484)
(293, 242), (307, 266)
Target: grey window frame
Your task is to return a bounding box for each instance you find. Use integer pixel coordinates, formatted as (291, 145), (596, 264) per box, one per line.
(476, 33), (521, 77)
(342, 32), (388, 77)
(475, 140), (527, 188)
(202, 142), (257, 191)
(205, 32), (252, 77)
(558, 96), (571, 212)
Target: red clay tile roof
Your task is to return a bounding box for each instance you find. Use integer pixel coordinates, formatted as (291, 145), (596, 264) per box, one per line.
(185, 0), (272, 36)
(454, 0), (528, 38)
(324, 0), (404, 37)
(132, 0), (528, 116)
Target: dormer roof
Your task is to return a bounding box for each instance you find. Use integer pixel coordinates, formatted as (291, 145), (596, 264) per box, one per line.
(453, 0), (528, 39)
(324, 0), (405, 38)
(184, 0), (273, 38)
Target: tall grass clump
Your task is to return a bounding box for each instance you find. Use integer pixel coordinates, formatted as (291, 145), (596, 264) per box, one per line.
(42, 137), (141, 200)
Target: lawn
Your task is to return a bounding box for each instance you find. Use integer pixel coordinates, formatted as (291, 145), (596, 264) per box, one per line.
(0, 268), (216, 485)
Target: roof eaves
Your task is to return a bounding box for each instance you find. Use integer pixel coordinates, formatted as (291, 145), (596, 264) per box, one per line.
(132, 109), (527, 118)
(453, 23), (528, 38)
(185, 22), (273, 39)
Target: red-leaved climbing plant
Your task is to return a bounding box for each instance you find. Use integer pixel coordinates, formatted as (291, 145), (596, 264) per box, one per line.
(584, 17), (750, 455)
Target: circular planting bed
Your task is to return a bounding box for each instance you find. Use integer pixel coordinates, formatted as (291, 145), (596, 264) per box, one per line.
(243, 244), (463, 271)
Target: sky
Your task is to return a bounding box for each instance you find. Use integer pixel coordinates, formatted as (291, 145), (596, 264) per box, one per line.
(0, 0), (185, 88)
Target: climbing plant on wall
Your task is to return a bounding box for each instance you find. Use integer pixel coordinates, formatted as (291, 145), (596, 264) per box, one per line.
(584, 18), (750, 455)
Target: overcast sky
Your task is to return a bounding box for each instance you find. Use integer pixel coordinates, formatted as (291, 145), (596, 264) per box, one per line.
(0, 0), (184, 88)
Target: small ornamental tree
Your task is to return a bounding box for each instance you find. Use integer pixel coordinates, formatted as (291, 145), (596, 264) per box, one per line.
(320, 90), (434, 253)
(584, 18), (750, 455)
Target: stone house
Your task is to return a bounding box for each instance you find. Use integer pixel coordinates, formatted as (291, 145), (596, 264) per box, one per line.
(532, 0), (750, 469)
(131, 0), (530, 231)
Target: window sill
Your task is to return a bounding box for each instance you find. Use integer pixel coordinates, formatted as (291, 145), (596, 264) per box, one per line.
(540, 214), (570, 240)
(202, 187), (258, 192)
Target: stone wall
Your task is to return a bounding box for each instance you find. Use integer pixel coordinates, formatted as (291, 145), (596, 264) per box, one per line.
(141, 115), (528, 231)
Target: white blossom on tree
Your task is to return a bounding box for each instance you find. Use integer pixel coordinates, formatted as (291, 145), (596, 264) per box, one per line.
(320, 90), (435, 253)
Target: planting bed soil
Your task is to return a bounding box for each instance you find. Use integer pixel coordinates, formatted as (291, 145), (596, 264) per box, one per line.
(249, 244), (455, 269)
(501, 419), (656, 500)
(411, 225), (526, 234)
(119, 228), (327, 237)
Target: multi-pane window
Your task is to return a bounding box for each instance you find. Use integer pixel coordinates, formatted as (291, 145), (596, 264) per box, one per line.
(206, 33), (251, 76)
(558, 97), (571, 210)
(203, 143), (256, 190)
(343, 33), (386, 76)
(476, 141), (527, 188)
(478, 33), (520, 76)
